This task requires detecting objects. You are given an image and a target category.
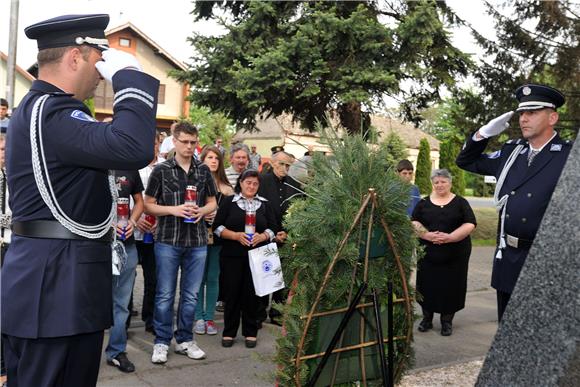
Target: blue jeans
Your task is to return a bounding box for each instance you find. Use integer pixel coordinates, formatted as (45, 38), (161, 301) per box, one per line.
(195, 245), (221, 321)
(153, 243), (207, 345)
(105, 243), (138, 360)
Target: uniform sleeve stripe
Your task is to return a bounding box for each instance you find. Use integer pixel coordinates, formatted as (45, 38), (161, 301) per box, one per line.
(114, 93), (154, 109)
(114, 87), (154, 103)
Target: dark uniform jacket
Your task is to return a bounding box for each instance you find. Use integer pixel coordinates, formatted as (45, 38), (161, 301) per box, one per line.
(456, 133), (572, 294)
(1, 70), (159, 338)
(258, 172), (303, 232)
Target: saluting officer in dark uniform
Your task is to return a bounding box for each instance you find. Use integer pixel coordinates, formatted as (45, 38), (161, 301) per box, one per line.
(1, 14), (160, 386)
(456, 84), (572, 321)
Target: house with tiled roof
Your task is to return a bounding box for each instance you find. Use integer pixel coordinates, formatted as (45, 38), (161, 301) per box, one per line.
(233, 113), (440, 169)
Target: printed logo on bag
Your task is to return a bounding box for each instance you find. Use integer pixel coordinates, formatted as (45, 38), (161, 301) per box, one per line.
(262, 260), (273, 273)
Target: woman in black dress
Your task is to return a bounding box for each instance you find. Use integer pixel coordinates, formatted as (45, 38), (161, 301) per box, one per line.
(412, 169), (476, 336)
(213, 169), (277, 348)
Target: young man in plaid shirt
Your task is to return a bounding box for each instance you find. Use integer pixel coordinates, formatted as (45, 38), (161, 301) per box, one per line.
(144, 121), (217, 364)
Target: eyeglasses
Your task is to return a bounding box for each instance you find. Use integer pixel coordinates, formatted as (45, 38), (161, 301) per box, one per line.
(175, 138), (198, 146)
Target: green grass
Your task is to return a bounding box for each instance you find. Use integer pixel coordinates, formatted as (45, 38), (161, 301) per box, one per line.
(472, 238), (496, 247)
(472, 207), (497, 241)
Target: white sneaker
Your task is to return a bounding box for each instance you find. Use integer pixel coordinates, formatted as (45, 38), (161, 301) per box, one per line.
(151, 343), (169, 364)
(194, 319), (206, 335)
(174, 341), (206, 360)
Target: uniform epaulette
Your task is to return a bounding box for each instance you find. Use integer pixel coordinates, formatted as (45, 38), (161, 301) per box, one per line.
(563, 139), (574, 146)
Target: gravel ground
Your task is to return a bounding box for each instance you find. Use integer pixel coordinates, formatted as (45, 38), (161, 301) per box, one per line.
(399, 359), (483, 387)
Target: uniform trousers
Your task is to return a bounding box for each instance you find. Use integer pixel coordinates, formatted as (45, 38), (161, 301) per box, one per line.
(222, 255), (259, 338)
(2, 330), (104, 387)
(497, 290), (511, 322)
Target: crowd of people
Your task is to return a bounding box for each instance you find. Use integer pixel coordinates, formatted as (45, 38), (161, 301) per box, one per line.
(106, 121), (304, 369)
(0, 11), (572, 387)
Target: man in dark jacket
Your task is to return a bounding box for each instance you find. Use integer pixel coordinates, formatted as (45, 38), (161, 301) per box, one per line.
(456, 84), (572, 321)
(1, 14), (159, 386)
(258, 151), (304, 325)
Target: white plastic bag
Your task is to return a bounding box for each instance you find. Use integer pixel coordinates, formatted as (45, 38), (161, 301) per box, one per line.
(248, 243), (285, 297)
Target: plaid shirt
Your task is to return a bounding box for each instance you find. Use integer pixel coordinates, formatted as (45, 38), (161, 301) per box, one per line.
(145, 157), (217, 247)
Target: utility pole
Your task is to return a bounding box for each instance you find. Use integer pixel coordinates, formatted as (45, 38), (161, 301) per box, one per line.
(6, 0), (20, 108)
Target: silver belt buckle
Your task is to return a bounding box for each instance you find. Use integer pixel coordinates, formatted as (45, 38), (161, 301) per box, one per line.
(506, 234), (519, 248)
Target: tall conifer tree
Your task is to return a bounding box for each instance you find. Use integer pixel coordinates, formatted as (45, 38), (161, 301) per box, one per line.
(415, 138), (432, 195)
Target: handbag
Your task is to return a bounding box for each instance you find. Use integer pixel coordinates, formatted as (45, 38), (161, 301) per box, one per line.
(248, 242), (285, 297)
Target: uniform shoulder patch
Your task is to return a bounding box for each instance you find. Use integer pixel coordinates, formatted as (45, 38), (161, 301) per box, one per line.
(486, 150), (502, 159)
(70, 109), (96, 122)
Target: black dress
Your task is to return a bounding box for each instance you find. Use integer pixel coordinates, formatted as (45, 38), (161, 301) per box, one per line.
(412, 195), (477, 314)
(213, 195), (278, 338)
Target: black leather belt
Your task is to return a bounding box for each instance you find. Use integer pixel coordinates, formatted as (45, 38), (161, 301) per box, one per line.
(12, 220), (113, 243)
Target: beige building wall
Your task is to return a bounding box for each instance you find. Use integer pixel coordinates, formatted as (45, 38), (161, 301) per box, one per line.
(407, 149), (440, 171)
(135, 43), (184, 120)
(240, 139), (281, 161)
(0, 58), (34, 109)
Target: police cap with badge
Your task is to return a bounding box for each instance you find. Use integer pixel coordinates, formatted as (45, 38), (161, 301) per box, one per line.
(25, 14), (110, 51)
(515, 84), (565, 112)
(271, 145), (285, 155)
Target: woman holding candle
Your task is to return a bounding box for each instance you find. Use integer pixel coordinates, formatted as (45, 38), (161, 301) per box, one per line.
(213, 169), (277, 348)
(193, 146), (234, 336)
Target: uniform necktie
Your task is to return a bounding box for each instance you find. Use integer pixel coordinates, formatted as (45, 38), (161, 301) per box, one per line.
(527, 149), (539, 166)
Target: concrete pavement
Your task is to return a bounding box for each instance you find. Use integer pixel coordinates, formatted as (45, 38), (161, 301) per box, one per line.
(98, 247), (498, 386)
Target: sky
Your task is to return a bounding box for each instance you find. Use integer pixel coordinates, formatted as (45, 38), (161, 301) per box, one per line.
(1, 0), (498, 70)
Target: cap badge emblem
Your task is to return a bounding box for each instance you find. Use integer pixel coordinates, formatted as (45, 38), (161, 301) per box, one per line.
(523, 86), (531, 95)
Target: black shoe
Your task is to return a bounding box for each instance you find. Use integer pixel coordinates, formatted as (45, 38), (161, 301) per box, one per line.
(441, 322), (453, 336)
(269, 317), (282, 327)
(222, 338), (234, 347)
(107, 352), (135, 373)
(245, 338), (257, 348)
(418, 320), (433, 332)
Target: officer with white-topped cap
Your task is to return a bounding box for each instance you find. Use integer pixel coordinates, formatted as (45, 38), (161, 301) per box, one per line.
(456, 84), (572, 321)
(1, 14), (159, 386)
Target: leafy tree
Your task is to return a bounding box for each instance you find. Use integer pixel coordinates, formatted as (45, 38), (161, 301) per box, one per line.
(84, 98), (95, 117)
(441, 0), (579, 146)
(415, 138), (432, 195)
(188, 105), (235, 149)
(174, 0), (471, 134)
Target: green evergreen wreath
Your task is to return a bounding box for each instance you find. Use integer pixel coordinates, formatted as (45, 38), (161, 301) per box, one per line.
(275, 128), (418, 386)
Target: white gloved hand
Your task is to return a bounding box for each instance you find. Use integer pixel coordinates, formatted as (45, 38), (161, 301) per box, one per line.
(95, 48), (142, 82)
(478, 111), (514, 138)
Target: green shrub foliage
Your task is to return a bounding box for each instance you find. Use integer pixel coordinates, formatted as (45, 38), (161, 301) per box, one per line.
(275, 127), (417, 386)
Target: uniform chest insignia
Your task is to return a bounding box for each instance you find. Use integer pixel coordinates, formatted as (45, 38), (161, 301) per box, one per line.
(486, 150), (501, 159)
(550, 144), (562, 152)
(70, 109), (96, 122)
